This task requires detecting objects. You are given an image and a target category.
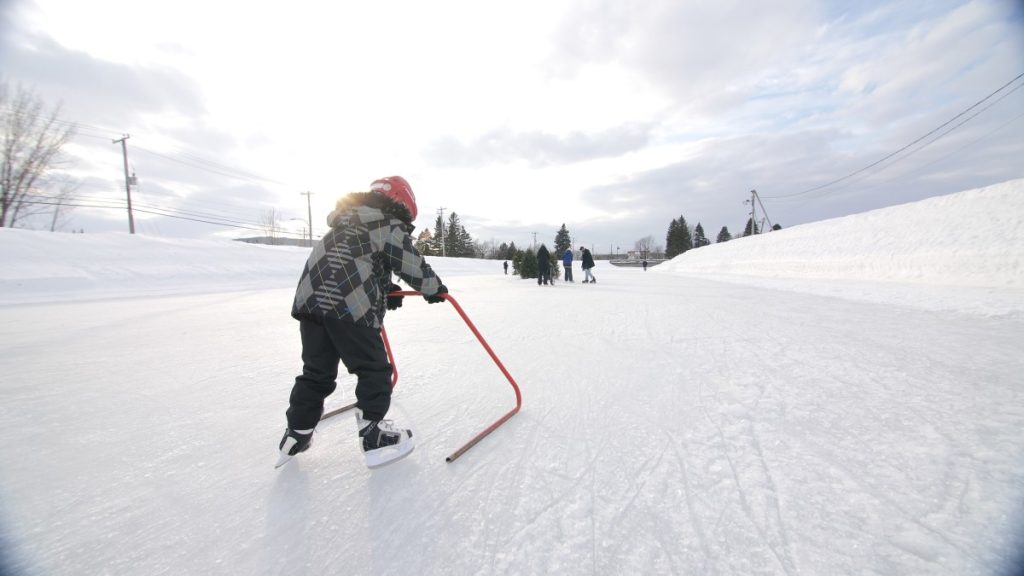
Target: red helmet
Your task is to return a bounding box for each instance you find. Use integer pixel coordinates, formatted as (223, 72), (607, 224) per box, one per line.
(370, 176), (417, 221)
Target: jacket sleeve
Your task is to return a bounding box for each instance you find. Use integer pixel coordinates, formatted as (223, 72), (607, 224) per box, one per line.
(383, 221), (443, 296)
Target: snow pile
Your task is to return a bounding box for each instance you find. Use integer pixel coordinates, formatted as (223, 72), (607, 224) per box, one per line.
(0, 231), (498, 305)
(656, 178), (1024, 316)
(0, 231), (308, 304)
(1, 178), (1022, 317)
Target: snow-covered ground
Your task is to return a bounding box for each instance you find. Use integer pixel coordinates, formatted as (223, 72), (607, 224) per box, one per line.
(1, 179), (1023, 575)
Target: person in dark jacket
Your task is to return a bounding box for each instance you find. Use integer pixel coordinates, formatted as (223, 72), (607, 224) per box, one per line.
(580, 246), (596, 283)
(278, 176), (447, 470)
(562, 248), (574, 282)
(536, 244), (552, 286)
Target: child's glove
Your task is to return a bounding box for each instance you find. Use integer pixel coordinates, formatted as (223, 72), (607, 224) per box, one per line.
(386, 283), (404, 310)
(424, 284), (448, 304)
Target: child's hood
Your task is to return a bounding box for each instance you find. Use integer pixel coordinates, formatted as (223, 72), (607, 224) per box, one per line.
(326, 192), (413, 228)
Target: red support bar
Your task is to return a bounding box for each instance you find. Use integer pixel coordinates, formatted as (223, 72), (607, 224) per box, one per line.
(387, 290), (522, 463)
(319, 290), (522, 464)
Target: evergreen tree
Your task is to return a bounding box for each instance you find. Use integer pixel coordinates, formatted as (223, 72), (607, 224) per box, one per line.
(458, 224), (475, 257)
(518, 248), (538, 279)
(554, 224), (572, 254)
(716, 226), (732, 243)
(444, 213), (460, 255)
(665, 219), (681, 258)
(743, 217), (760, 237)
(694, 222), (709, 248)
(511, 248), (524, 276)
(666, 215), (694, 258)
(432, 215), (445, 255)
(442, 212), (476, 257)
(548, 249), (561, 280)
(497, 242), (509, 260)
(677, 215), (692, 254)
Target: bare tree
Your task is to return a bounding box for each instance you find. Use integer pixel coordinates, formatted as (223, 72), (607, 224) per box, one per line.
(415, 228), (434, 255)
(259, 208), (281, 244)
(634, 235), (654, 258)
(1, 82), (76, 228)
(48, 175), (80, 232)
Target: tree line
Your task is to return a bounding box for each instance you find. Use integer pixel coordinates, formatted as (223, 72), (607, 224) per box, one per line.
(664, 215), (781, 258)
(411, 216), (571, 280)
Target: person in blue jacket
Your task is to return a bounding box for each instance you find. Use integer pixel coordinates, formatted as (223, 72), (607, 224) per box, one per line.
(562, 248), (574, 282)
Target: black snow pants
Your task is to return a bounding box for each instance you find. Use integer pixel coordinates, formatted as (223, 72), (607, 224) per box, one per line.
(286, 317), (393, 429)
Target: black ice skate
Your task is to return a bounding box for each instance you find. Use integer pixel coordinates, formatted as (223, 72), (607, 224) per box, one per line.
(357, 410), (414, 469)
(275, 427), (314, 469)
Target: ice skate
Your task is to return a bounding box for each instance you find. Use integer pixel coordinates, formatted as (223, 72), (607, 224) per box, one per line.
(275, 427), (314, 469)
(357, 410), (415, 469)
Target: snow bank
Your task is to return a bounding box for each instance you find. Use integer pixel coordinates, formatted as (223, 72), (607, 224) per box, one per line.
(0, 231), (309, 304)
(2, 178), (1022, 315)
(656, 178), (1024, 316)
(0, 229), (498, 305)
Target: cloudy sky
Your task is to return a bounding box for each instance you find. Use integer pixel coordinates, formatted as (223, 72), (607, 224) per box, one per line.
(1, 0), (1022, 253)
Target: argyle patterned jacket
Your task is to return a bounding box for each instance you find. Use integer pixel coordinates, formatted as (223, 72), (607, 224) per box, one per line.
(291, 193), (443, 328)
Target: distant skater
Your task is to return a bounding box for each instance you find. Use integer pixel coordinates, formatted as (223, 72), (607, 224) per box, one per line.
(536, 244), (552, 286)
(580, 246), (596, 283)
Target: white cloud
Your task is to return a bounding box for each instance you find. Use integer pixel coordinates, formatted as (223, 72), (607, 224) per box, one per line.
(1, 0), (1022, 247)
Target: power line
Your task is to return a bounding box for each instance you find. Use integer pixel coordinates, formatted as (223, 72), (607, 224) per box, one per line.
(131, 144), (286, 186)
(19, 197), (308, 235)
(762, 71), (1024, 200)
(2, 104), (288, 186)
(4, 97), (310, 234)
(862, 108), (1024, 189)
(789, 81), (1024, 201)
(0, 104), (115, 140)
(24, 190), (283, 230)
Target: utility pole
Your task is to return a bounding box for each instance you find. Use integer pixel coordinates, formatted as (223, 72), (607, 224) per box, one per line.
(744, 189), (758, 236)
(753, 189), (773, 231)
(300, 191), (314, 246)
(532, 232), (537, 249)
(437, 207), (446, 257)
(112, 135), (135, 234)
(750, 189), (757, 235)
(743, 189), (774, 235)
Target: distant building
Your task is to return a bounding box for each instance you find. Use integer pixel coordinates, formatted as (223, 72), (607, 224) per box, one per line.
(235, 236), (312, 247)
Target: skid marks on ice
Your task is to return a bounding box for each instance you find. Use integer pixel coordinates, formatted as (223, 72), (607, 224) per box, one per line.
(464, 398), (606, 573)
(760, 314), (1013, 573)
(693, 336), (800, 575)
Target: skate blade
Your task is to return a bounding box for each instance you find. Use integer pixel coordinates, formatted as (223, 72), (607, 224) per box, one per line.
(274, 452), (293, 469)
(364, 441), (415, 469)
